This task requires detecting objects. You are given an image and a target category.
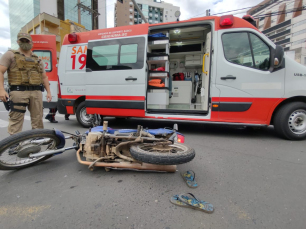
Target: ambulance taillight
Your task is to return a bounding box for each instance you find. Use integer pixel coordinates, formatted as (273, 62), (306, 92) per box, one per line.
(68, 33), (78, 43)
(220, 15), (234, 27)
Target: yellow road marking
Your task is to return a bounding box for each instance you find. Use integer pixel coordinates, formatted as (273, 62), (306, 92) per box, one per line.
(0, 205), (51, 220)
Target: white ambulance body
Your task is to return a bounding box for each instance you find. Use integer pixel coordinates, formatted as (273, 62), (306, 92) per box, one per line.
(57, 15), (306, 140)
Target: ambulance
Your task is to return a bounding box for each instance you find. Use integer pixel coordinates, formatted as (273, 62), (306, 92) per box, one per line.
(31, 35), (58, 110)
(53, 15), (306, 140)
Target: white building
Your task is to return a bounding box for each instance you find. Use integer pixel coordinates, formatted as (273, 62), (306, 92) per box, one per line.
(115, 0), (180, 27)
(248, 0), (306, 65)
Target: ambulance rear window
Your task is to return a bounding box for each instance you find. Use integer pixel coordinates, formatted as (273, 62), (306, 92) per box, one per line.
(33, 50), (52, 72)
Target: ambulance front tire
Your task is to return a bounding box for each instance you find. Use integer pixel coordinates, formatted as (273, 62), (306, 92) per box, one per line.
(274, 102), (306, 140)
(76, 101), (93, 128)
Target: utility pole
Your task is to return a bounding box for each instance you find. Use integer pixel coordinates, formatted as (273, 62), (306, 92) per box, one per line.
(76, 1), (101, 29)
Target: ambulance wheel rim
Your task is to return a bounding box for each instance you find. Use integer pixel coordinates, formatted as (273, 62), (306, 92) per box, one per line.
(80, 107), (93, 124)
(288, 109), (306, 134)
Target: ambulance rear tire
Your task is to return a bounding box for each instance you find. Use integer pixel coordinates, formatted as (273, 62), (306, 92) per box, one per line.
(274, 102), (306, 140)
(76, 101), (94, 128)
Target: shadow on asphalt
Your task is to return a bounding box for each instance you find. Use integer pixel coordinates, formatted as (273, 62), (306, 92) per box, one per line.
(103, 117), (279, 140)
(46, 116), (281, 141)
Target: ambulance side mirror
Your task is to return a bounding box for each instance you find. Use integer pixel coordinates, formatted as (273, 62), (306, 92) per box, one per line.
(270, 45), (284, 72)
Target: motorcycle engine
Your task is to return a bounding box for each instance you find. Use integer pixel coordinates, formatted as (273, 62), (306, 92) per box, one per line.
(83, 132), (103, 160)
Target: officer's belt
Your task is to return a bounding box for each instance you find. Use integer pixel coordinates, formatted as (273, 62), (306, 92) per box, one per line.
(10, 85), (42, 91)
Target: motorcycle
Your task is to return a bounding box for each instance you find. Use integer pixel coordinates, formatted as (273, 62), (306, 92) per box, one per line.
(0, 121), (195, 172)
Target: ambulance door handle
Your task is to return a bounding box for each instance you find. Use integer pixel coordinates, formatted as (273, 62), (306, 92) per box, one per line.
(125, 77), (137, 81)
(221, 75), (236, 80)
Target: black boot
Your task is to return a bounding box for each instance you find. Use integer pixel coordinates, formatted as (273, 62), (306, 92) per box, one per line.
(45, 114), (51, 120)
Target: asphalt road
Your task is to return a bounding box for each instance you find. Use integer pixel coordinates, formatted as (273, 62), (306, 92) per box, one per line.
(0, 105), (305, 229)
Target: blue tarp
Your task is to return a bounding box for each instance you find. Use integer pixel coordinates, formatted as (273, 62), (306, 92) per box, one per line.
(149, 33), (166, 38)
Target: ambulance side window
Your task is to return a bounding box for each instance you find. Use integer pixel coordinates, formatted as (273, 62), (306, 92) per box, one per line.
(120, 44), (138, 64)
(249, 34), (270, 71)
(222, 32), (270, 71)
(92, 45), (119, 66)
(222, 32), (253, 67)
(87, 37), (145, 71)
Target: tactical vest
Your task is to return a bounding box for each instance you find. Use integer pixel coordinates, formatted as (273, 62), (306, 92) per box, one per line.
(8, 50), (43, 86)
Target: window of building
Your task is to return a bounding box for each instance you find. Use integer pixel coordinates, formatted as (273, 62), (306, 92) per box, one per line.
(35, 25), (40, 34)
(29, 30), (34, 34)
(87, 37), (145, 71)
(276, 27), (286, 33)
(266, 31), (275, 37)
(222, 32), (270, 71)
(276, 36), (286, 41)
(33, 50), (52, 72)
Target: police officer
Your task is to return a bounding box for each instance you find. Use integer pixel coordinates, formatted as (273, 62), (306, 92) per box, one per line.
(0, 33), (52, 135)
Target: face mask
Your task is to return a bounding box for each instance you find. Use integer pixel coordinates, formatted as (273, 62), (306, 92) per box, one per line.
(19, 42), (33, 51)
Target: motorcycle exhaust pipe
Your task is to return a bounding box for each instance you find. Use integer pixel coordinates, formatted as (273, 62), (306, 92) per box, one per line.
(29, 146), (76, 158)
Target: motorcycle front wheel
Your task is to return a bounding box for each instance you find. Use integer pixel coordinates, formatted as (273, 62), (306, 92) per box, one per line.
(129, 142), (195, 165)
(0, 129), (60, 170)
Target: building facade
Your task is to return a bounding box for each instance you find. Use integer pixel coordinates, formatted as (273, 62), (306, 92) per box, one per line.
(9, 0), (107, 49)
(248, 0), (306, 65)
(114, 0), (180, 27)
(20, 13), (88, 60)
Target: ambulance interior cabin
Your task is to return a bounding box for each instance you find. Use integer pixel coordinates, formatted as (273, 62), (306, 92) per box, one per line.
(147, 25), (211, 114)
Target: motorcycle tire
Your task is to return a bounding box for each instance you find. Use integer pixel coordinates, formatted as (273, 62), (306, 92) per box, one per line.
(129, 142), (195, 165)
(0, 129), (60, 170)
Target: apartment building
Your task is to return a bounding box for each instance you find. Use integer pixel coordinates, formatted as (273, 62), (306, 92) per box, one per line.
(114, 0), (180, 27)
(9, 0), (107, 49)
(20, 13), (88, 60)
(248, 0), (306, 65)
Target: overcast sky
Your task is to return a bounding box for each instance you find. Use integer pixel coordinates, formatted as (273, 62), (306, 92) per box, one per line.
(0, 0), (263, 54)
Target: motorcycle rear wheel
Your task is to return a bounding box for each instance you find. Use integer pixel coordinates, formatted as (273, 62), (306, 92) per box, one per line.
(129, 142), (195, 165)
(0, 129), (60, 170)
